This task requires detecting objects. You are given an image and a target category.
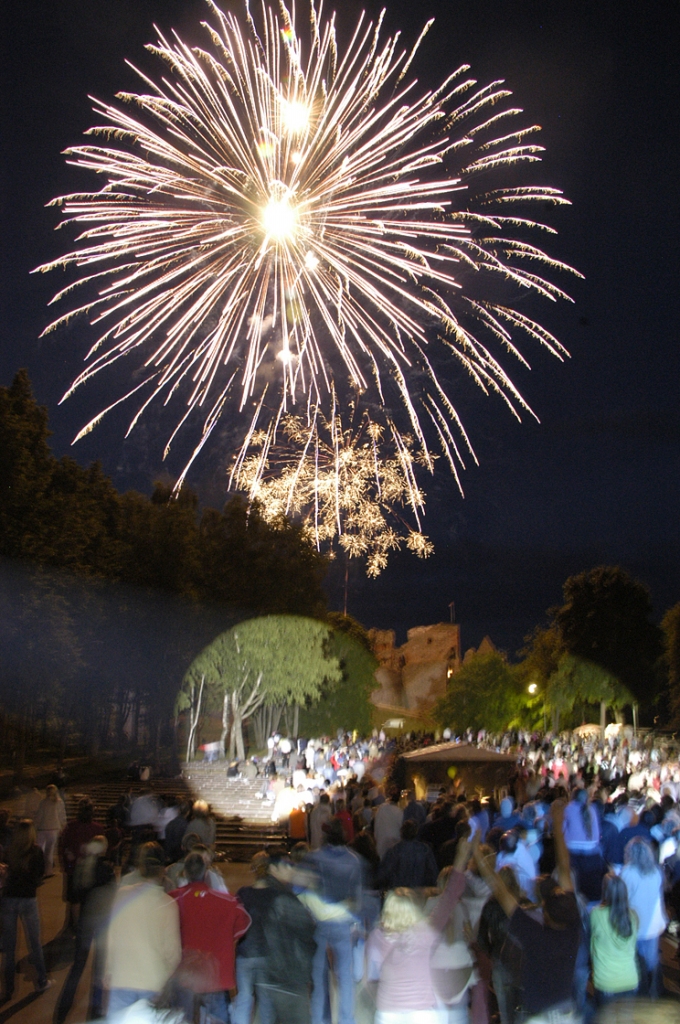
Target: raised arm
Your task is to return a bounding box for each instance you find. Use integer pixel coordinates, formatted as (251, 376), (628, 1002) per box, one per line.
(471, 834), (518, 919)
(429, 836), (471, 932)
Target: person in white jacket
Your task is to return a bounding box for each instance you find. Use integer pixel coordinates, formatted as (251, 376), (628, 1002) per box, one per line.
(34, 785), (67, 876)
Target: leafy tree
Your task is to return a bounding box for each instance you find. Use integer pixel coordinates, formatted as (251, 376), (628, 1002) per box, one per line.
(554, 566), (662, 711)
(546, 654), (633, 731)
(662, 603), (680, 727)
(433, 651), (521, 734)
(178, 615), (342, 759)
(299, 614), (377, 736)
(0, 371), (330, 759)
(0, 370), (56, 562)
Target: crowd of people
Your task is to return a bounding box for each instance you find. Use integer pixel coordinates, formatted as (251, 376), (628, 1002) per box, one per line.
(0, 724), (678, 1024)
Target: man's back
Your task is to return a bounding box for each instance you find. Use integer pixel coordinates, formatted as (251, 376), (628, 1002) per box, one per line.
(171, 881), (250, 990)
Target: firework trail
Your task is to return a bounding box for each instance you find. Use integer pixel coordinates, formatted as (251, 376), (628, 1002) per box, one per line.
(36, 0), (579, 535)
(237, 390), (434, 576)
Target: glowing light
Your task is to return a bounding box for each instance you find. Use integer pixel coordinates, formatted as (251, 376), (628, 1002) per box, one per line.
(36, 0), (579, 511)
(528, 683), (538, 694)
(281, 100), (310, 135)
(261, 197), (297, 241)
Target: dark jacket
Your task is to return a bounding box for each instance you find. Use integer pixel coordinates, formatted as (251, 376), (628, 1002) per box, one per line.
(376, 838), (438, 890)
(261, 878), (316, 992)
(5, 845), (45, 899)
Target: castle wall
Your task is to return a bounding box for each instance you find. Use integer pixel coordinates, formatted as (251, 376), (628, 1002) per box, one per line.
(370, 622), (461, 716)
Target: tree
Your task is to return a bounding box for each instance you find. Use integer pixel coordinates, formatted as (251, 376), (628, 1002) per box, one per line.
(546, 654), (633, 732)
(662, 603), (680, 727)
(433, 651), (521, 734)
(554, 566), (662, 714)
(178, 616), (342, 760)
(299, 614), (377, 736)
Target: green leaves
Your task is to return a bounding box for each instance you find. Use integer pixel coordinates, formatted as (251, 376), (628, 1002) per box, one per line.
(182, 615), (342, 714)
(434, 651), (521, 734)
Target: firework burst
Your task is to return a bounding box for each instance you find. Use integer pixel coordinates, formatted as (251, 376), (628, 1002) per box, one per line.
(36, 0), (580, 540)
(235, 390), (434, 576)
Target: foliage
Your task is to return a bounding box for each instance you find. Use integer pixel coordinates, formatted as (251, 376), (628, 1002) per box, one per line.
(179, 615), (342, 759)
(662, 603), (680, 727)
(546, 654), (633, 725)
(299, 618), (377, 737)
(554, 565), (662, 708)
(433, 651), (521, 734)
(0, 371), (329, 762)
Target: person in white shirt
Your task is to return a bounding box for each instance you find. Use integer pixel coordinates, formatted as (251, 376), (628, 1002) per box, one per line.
(373, 791), (403, 859)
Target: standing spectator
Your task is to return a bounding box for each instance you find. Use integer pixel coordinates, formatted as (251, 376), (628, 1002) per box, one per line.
(170, 852), (251, 1023)
(477, 866), (527, 1024)
(106, 842), (182, 1013)
(129, 789), (160, 841)
(34, 784), (67, 876)
(1, 820), (50, 1000)
(188, 800), (216, 849)
(232, 853), (276, 1024)
(374, 790), (403, 859)
(590, 873), (639, 1007)
(0, 809), (13, 861)
(473, 798), (581, 1022)
(288, 800), (308, 848)
(59, 797), (105, 932)
(310, 793), (332, 850)
(55, 836), (116, 1024)
(562, 788), (605, 901)
(333, 799), (354, 844)
(621, 836), (667, 997)
(376, 819), (439, 890)
(306, 820), (362, 1024)
(259, 851), (317, 1024)
(366, 837), (473, 1024)
(164, 800), (192, 863)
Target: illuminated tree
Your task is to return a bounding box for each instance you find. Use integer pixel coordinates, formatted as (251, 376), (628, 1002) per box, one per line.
(178, 615), (342, 759)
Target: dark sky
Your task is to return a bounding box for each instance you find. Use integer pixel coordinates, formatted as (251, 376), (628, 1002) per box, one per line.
(2, 0), (679, 654)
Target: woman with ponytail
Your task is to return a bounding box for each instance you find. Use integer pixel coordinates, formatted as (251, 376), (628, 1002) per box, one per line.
(562, 787), (605, 901)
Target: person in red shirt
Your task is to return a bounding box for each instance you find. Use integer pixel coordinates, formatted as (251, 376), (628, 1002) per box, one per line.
(170, 852), (251, 1023)
(58, 798), (105, 932)
(333, 799), (354, 844)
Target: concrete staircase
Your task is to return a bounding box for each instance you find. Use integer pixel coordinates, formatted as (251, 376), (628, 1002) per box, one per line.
(63, 762), (285, 860)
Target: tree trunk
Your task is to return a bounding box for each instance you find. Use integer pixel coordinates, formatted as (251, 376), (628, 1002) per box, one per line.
(600, 700), (607, 738)
(293, 703), (299, 738)
(232, 691), (246, 761)
(219, 692), (229, 759)
(186, 676), (205, 763)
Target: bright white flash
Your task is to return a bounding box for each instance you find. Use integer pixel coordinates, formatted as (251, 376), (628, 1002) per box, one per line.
(262, 197), (297, 241)
(281, 100), (310, 134)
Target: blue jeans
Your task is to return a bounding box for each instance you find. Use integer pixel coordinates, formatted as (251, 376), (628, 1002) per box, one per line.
(311, 920), (355, 1024)
(636, 936), (660, 997)
(231, 957), (274, 1024)
(1, 897), (47, 995)
(107, 989), (157, 1014)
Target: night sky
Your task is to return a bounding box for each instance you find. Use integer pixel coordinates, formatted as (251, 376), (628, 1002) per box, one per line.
(2, 1), (678, 655)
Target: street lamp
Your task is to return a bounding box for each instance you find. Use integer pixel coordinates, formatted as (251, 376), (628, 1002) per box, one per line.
(528, 683), (538, 695)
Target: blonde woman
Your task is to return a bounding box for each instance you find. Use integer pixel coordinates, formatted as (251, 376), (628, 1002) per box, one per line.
(366, 836), (473, 1024)
(35, 784), (67, 876)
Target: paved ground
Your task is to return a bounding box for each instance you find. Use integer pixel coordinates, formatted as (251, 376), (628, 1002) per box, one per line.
(0, 863), (253, 1024)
